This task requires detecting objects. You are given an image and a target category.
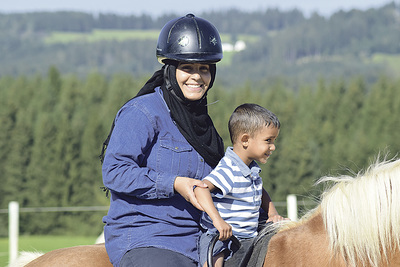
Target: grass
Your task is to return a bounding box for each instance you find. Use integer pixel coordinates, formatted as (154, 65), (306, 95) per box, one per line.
(44, 29), (260, 45)
(370, 53), (400, 73)
(0, 235), (98, 266)
(219, 33), (260, 44)
(44, 29), (161, 44)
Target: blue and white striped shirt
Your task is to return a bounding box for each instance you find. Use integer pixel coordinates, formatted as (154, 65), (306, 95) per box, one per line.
(201, 147), (262, 238)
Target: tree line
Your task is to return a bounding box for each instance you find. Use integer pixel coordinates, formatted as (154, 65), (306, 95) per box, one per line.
(0, 3), (399, 86)
(1, 67), (399, 236)
(0, 9), (304, 33)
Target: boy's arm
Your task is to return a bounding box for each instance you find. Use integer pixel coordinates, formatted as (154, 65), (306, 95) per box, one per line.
(261, 187), (288, 223)
(194, 180), (232, 240)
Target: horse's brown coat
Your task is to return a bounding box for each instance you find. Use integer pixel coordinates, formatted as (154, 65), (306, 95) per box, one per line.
(25, 243), (112, 267)
(263, 212), (346, 267)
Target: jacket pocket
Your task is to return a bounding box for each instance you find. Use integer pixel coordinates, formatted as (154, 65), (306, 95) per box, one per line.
(158, 137), (193, 175)
(160, 138), (193, 153)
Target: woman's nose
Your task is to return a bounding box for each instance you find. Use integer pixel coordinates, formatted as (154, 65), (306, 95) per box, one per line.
(191, 72), (201, 80)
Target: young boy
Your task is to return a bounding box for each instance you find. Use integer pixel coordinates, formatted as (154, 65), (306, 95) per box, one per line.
(195, 103), (286, 267)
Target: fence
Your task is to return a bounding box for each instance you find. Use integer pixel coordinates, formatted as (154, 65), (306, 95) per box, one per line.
(2, 195), (315, 265)
(1, 202), (109, 266)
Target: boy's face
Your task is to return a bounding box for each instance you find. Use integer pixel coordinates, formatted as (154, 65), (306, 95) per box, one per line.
(246, 125), (279, 164)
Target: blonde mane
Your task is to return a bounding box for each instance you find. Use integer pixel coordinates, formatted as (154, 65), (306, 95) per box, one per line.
(318, 158), (400, 266)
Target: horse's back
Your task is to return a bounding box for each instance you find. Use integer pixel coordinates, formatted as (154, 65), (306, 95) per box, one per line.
(264, 213), (345, 267)
(25, 243), (112, 267)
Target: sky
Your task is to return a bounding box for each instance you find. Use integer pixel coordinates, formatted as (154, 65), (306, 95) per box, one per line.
(0, 0), (397, 17)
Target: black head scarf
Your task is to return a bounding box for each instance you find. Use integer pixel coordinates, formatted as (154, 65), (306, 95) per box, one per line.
(162, 63), (224, 168)
(100, 62), (224, 168)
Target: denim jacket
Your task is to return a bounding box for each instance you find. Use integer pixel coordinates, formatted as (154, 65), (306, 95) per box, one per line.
(102, 87), (213, 266)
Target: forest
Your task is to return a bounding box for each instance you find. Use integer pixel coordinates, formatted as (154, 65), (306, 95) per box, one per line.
(0, 3), (399, 236)
(0, 67), (399, 236)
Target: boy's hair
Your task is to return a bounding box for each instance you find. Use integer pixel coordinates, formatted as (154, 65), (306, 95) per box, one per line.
(228, 103), (280, 144)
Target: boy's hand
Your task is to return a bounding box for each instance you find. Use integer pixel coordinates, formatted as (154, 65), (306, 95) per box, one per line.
(266, 213), (290, 223)
(214, 218), (232, 241)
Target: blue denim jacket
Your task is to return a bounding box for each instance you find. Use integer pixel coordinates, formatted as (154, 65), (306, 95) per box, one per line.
(102, 87), (213, 266)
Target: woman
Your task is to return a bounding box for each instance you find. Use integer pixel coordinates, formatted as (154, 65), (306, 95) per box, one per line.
(101, 14), (225, 267)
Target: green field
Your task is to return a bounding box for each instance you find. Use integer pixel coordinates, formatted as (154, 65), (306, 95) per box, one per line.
(44, 29), (161, 44)
(44, 29), (259, 45)
(371, 53), (400, 74)
(0, 235), (98, 267)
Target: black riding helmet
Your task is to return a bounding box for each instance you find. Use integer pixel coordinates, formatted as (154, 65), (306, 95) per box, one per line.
(156, 14), (223, 64)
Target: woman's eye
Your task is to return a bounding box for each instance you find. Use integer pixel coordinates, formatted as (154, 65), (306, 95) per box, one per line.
(181, 66), (192, 71)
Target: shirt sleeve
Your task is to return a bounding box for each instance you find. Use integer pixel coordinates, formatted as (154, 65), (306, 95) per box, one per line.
(102, 103), (176, 199)
(203, 164), (234, 198)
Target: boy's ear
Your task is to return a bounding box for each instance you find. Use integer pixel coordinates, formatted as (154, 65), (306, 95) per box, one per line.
(241, 133), (250, 148)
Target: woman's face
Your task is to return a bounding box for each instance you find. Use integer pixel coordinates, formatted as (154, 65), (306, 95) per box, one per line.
(176, 63), (211, 101)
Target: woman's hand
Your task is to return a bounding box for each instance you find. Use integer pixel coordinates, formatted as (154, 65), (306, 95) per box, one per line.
(174, 176), (208, 211)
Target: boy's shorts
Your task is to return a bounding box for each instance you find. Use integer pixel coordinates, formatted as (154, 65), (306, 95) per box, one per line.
(198, 229), (240, 266)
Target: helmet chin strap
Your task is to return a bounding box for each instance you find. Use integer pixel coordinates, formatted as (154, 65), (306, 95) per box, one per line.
(163, 64), (173, 91)
(163, 64), (187, 104)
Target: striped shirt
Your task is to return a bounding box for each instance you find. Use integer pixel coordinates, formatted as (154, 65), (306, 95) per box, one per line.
(201, 147), (262, 238)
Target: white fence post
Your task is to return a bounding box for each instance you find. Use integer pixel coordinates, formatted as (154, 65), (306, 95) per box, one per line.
(286, 194), (298, 221)
(9, 201), (19, 265)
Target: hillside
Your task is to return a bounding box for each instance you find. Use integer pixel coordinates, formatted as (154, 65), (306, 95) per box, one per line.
(0, 2), (399, 87)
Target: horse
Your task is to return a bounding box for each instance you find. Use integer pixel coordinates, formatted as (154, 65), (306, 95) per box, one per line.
(11, 243), (111, 267)
(263, 157), (400, 267)
(9, 158), (400, 267)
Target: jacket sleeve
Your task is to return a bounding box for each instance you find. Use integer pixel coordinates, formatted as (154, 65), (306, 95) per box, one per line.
(102, 104), (176, 199)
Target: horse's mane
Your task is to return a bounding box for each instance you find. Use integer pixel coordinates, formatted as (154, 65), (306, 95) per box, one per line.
(318, 158), (400, 267)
